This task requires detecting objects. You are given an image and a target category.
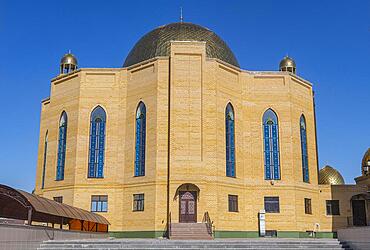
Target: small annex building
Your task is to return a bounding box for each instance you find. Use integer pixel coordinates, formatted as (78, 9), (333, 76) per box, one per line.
(0, 184), (109, 232)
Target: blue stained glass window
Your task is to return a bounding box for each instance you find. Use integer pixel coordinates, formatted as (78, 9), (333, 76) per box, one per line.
(300, 115), (309, 182)
(135, 102), (146, 176)
(56, 112), (67, 181)
(226, 103), (235, 177)
(41, 131), (48, 189)
(88, 106), (106, 178)
(263, 109), (280, 180)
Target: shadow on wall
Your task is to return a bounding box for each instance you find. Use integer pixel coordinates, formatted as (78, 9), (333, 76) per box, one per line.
(330, 185), (369, 232)
(337, 226), (370, 250)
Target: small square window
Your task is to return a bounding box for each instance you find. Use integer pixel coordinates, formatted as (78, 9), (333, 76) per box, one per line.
(326, 200), (340, 215)
(305, 198), (312, 214)
(133, 194), (144, 211)
(53, 196), (63, 203)
(228, 195), (238, 212)
(264, 197), (279, 213)
(91, 195), (108, 212)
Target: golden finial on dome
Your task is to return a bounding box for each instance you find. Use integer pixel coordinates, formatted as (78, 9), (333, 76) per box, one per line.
(60, 50), (78, 75)
(180, 7), (183, 23)
(318, 165), (345, 185)
(279, 55), (296, 74)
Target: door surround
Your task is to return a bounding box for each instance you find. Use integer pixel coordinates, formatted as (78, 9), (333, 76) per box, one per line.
(175, 183), (200, 223)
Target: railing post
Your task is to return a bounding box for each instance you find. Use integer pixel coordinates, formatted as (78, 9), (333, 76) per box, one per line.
(167, 212), (171, 239)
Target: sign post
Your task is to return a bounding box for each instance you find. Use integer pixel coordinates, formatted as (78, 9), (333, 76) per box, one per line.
(258, 209), (266, 237)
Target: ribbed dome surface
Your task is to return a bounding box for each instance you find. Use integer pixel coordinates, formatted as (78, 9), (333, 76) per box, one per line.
(318, 165), (345, 185)
(279, 56), (296, 68)
(123, 22), (239, 67)
(60, 53), (77, 65)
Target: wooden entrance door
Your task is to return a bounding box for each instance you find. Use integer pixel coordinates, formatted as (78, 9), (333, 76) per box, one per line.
(179, 191), (197, 223)
(352, 200), (367, 226)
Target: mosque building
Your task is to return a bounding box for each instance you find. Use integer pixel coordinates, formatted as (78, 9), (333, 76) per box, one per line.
(34, 22), (370, 238)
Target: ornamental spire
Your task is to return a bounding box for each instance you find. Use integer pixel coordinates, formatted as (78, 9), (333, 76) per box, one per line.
(180, 7), (183, 23)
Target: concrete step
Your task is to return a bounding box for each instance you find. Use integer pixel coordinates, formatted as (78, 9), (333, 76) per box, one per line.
(37, 245), (349, 249)
(38, 239), (351, 250)
(44, 238), (342, 243)
(171, 231), (211, 234)
(169, 223), (212, 240)
(37, 247), (349, 249)
(39, 241), (346, 245)
(38, 247), (345, 249)
(38, 248), (348, 250)
(171, 225), (208, 228)
(40, 241), (345, 245)
(171, 230), (210, 232)
(170, 235), (213, 238)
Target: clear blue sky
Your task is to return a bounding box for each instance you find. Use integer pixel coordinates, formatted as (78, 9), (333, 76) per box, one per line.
(0, 0), (369, 191)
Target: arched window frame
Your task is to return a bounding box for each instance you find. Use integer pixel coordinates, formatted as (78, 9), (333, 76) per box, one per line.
(135, 102), (146, 177)
(56, 111), (67, 181)
(225, 103), (236, 177)
(263, 109), (281, 180)
(88, 106), (107, 178)
(300, 115), (309, 183)
(41, 131), (48, 189)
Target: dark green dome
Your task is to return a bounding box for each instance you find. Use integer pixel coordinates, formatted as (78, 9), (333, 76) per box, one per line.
(123, 22), (239, 67)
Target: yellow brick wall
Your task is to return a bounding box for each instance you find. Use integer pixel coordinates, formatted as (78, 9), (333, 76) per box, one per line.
(34, 41), (363, 234)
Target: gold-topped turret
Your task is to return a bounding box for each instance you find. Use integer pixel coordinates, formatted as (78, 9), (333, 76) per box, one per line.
(60, 51), (78, 75)
(361, 148), (370, 176)
(279, 55), (296, 74)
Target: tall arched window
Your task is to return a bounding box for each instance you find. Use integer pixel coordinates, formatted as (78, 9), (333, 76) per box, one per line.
(56, 112), (67, 181)
(300, 115), (309, 182)
(225, 103), (235, 177)
(263, 109), (280, 180)
(41, 131), (48, 189)
(135, 102), (146, 176)
(88, 106), (106, 178)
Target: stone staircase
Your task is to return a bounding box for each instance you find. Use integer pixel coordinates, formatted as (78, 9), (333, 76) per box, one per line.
(170, 223), (213, 240)
(38, 238), (352, 249)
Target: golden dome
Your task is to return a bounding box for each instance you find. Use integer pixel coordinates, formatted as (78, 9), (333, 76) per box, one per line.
(60, 52), (78, 65)
(318, 165), (345, 185)
(279, 56), (296, 74)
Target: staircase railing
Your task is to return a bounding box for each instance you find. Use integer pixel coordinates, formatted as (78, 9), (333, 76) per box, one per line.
(347, 216), (353, 227)
(167, 212), (172, 238)
(202, 211), (214, 238)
